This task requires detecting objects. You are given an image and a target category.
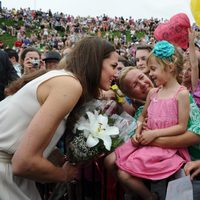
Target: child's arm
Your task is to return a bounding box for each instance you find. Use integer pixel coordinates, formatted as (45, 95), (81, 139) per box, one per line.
(139, 89), (190, 145)
(189, 29), (199, 91)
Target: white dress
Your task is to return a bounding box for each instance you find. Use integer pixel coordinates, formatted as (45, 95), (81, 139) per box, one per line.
(0, 69), (75, 200)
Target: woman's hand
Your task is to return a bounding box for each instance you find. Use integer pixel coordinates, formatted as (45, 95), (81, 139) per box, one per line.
(184, 160), (200, 180)
(62, 161), (80, 182)
(24, 57), (34, 69)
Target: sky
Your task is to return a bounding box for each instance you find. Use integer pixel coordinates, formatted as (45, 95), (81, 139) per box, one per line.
(1, 0), (195, 23)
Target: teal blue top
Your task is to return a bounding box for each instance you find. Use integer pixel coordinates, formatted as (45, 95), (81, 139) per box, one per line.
(187, 95), (200, 160)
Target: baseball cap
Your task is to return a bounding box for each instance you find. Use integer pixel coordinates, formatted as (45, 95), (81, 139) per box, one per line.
(43, 51), (61, 62)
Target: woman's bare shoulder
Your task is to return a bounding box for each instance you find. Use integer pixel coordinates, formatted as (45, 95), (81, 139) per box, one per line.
(38, 75), (82, 105)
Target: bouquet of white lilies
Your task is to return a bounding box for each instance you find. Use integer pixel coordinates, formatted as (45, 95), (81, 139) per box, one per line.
(48, 100), (137, 200)
(66, 99), (137, 163)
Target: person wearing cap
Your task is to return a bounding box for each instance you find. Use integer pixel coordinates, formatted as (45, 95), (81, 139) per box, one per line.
(43, 51), (61, 70)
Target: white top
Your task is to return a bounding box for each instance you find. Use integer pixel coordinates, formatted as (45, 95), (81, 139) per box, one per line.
(0, 69), (75, 157)
(0, 69), (76, 200)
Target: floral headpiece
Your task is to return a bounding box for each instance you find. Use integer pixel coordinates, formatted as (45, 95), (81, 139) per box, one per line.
(153, 40), (175, 61)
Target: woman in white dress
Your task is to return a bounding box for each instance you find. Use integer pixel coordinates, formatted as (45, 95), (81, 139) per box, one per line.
(0, 36), (119, 200)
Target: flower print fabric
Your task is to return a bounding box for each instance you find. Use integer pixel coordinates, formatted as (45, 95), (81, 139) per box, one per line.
(191, 79), (200, 109)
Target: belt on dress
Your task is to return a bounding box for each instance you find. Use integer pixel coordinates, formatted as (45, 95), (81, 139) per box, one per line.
(0, 151), (12, 163)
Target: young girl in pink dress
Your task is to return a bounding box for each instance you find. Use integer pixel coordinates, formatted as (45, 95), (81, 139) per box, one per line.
(105, 41), (191, 200)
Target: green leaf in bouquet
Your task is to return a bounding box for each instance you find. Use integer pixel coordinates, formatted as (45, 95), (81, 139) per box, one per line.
(110, 135), (123, 150)
(107, 117), (115, 126)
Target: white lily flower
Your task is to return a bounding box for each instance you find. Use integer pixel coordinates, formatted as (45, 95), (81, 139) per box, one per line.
(77, 110), (119, 150)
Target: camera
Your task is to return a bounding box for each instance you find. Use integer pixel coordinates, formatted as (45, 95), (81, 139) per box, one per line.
(31, 59), (40, 68)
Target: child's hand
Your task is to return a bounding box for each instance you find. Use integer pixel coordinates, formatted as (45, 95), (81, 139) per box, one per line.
(139, 130), (157, 145)
(131, 134), (140, 146)
(188, 28), (196, 45)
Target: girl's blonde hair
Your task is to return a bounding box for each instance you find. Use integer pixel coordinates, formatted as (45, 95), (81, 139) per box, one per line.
(146, 46), (184, 82)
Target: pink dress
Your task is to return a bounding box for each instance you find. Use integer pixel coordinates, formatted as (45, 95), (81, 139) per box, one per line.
(115, 87), (190, 180)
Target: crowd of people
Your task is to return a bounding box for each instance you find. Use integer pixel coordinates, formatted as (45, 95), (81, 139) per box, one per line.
(0, 6), (200, 200)
(0, 6), (167, 65)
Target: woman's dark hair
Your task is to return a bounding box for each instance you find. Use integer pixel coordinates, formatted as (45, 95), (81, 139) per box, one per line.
(7, 37), (115, 98)
(66, 36), (115, 100)
(64, 37), (116, 137)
